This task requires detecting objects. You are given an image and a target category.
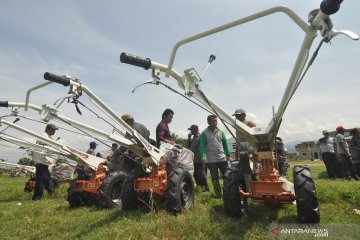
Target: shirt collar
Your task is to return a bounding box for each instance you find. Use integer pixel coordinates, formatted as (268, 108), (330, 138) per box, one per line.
(207, 126), (219, 132)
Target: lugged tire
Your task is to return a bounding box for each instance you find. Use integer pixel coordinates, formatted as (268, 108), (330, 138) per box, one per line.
(223, 167), (244, 217)
(98, 171), (127, 208)
(120, 171), (139, 210)
(166, 166), (195, 214)
(293, 165), (320, 223)
(67, 179), (82, 208)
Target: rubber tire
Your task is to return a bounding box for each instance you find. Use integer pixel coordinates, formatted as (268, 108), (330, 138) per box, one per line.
(223, 167), (244, 217)
(121, 171), (139, 211)
(166, 166), (195, 214)
(98, 171), (127, 208)
(293, 165), (320, 223)
(67, 180), (82, 208)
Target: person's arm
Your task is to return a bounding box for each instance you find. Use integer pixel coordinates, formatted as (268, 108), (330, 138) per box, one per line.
(221, 131), (232, 160)
(248, 121), (256, 128)
(187, 134), (192, 149)
(157, 124), (175, 145)
(199, 132), (207, 162)
(339, 142), (351, 157)
(158, 131), (175, 145)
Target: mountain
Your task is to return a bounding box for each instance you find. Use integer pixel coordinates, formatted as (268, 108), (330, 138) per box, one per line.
(284, 140), (302, 153)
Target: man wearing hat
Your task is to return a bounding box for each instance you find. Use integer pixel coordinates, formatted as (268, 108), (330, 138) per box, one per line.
(316, 130), (337, 178)
(86, 141), (98, 156)
(335, 126), (359, 180)
(233, 108), (256, 148)
(232, 108), (256, 129)
(119, 113), (151, 172)
(187, 124), (209, 192)
(232, 108), (257, 196)
(121, 113), (150, 141)
(32, 123), (59, 200)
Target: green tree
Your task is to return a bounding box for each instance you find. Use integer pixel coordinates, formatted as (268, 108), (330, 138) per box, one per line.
(18, 157), (34, 166)
(171, 133), (188, 148)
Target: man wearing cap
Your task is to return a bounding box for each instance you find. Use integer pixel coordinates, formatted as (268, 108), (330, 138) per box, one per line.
(316, 130), (337, 178)
(233, 108), (256, 193)
(335, 126), (359, 180)
(32, 123), (59, 200)
(233, 108), (256, 129)
(187, 124), (209, 192)
(233, 108), (256, 151)
(120, 113), (151, 172)
(200, 115), (233, 198)
(121, 113), (150, 141)
(86, 141), (98, 156)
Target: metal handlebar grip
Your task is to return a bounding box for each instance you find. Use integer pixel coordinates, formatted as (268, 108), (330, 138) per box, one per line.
(0, 101), (9, 108)
(120, 52), (151, 70)
(320, 0), (343, 15)
(43, 72), (70, 86)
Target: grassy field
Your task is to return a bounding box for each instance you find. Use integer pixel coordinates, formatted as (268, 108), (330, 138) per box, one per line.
(1, 160), (360, 240)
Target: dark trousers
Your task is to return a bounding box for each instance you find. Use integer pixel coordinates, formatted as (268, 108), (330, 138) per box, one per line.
(207, 161), (229, 197)
(193, 162), (209, 190)
(338, 154), (359, 179)
(207, 161), (229, 181)
(322, 152), (337, 178)
(33, 163), (53, 200)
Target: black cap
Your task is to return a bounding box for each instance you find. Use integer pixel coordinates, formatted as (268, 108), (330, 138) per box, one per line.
(46, 124), (58, 130)
(188, 125), (198, 130)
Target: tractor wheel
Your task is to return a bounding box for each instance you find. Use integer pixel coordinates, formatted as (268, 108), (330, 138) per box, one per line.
(223, 167), (244, 217)
(121, 171), (139, 210)
(67, 180), (82, 208)
(293, 165), (320, 223)
(166, 166), (195, 214)
(98, 171), (127, 208)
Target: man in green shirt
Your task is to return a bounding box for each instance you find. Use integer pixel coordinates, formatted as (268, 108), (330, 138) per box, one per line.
(200, 115), (233, 198)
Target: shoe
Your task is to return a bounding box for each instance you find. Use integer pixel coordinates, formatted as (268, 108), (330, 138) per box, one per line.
(32, 197), (41, 201)
(354, 177), (360, 181)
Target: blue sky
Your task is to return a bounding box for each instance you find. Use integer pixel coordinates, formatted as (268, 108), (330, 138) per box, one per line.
(0, 0), (359, 162)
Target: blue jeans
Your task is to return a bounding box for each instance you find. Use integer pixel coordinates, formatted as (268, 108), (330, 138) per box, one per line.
(193, 162), (209, 190)
(207, 161), (229, 181)
(207, 161), (229, 197)
(33, 163), (53, 200)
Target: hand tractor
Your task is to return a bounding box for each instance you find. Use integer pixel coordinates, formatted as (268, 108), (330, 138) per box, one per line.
(32, 72), (195, 213)
(0, 132), (76, 191)
(0, 102), (127, 208)
(119, 0), (358, 222)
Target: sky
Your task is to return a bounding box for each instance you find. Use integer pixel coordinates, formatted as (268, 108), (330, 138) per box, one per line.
(0, 0), (359, 163)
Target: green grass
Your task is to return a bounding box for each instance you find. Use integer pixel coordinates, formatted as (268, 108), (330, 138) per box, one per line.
(1, 160), (360, 240)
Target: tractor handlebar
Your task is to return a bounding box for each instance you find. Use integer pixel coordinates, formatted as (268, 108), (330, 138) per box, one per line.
(43, 72), (71, 87)
(120, 52), (151, 70)
(0, 101), (9, 108)
(320, 0), (343, 15)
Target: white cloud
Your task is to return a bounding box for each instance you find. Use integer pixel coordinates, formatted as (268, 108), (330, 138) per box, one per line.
(1, 0), (359, 162)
